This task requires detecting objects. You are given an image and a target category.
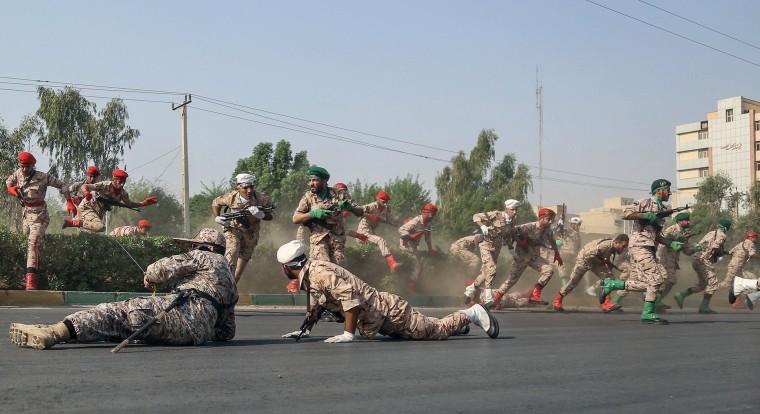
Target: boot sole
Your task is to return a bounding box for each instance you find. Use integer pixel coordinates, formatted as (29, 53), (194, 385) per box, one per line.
(529, 299), (548, 306)
(484, 308), (499, 339)
(9, 323), (50, 350)
(747, 297), (754, 311)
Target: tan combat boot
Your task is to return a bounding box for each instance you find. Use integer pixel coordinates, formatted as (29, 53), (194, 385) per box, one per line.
(9, 322), (71, 350)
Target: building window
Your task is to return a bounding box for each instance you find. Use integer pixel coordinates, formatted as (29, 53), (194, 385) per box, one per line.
(699, 168), (709, 177)
(698, 130), (708, 140)
(755, 120), (760, 131)
(756, 141), (760, 151)
(757, 161), (760, 172)
(698, 149), (708, 158)
(726, 108), (733, 122)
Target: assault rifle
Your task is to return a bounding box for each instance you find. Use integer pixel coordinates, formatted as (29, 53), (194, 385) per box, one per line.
(221, 205), (276, 221)
(15, 186), (27, 207)
(111, 290), (193, 353)
(666, 231), (701, 244)
(295, 305), (326, 341)
(96, 196), (140, 212)
(656, 204), (690, 219)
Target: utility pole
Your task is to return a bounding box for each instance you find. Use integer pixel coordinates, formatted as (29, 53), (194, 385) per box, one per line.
(536, 66), (544, 207)
(173, 94), (192, 237)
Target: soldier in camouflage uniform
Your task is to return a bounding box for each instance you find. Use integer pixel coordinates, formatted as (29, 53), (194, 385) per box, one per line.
(717, 231), (758, 292)
(9, 228), (238, 350)
(464, 199), (520, 307)
(212, 173), (274, 284)
(551, 234), (628, 312)
(6, 152), (76, 290)
(729, 271), (760, 309)
(450, 234), (482, 277)
(62, 169), (159, 233)
(398, 203), (438, 295)
(109, 219), (153, 236)
(68, 166), (101, 206)
(599, 179), (684, 325)
(673, 219), (731, 314)
(654, 212), (698, 310)
(292, 166), (363, 267)
(277, 240), (498, 342)
(355, 190), (402, 272)
(492, 208), (563, 309)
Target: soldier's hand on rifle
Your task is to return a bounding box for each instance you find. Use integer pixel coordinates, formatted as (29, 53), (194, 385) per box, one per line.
(409, 231), (423, 240)
(7, 185), (20, 197)
(365, 213), (379, 222)
(309, 208), (331, 220)
(642, 211), (659, 223)
(693, 245), (703, 252)
(141, 196), (159, 206)
(325, 331), (354, 343)
(282, 329), (308, 339)
(214, 216), (230, 225)
(84, 190), (92, 201)
(480, 225), (490, 236)
(247, 205), (265, 219)
(66, 198), (77, 217)
(355, 233), (368, 244)
(555, 239), (564, 247)
(337, 199), (354, 212)
(553, 251), (564, 267)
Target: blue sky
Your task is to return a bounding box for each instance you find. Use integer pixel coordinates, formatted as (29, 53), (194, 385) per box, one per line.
(2, 1), (759, 212)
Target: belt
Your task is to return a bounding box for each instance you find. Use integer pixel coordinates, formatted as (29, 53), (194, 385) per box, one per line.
(23, 200), (46, 207)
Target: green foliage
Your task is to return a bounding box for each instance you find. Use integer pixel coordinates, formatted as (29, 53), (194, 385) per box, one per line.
(35, 86), (139, 183)
(189, 179), (228, 231)
(0, 118), (25, 230)
(348, 174), (432, 220)
(107, 178), (183, 236)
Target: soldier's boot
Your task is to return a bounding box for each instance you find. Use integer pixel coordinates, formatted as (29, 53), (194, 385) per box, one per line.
(385, 255), (402, 273)
(731, 294), (746, 309)
(654, 293), (671, 310)
(452, 325), (470, 336)
(462, 304), (499, 339)
(601, 294), (622, 313)
(551, 293), (565, 312)
(407, 281), (418, 296)
(673, 288), (693, 309)
(9, 322), (71, 350)
(529, 283), (548, 305)
(640, 301), (668, 325)
(61, 218), (81, 229)
(599, 278), (625, 304)
(25, 272), (37, 290)
(698, 294), (717, 314)
(285, 279), (299, 294)
(492, 292), (504, 310)
(730, 276), (760, 303)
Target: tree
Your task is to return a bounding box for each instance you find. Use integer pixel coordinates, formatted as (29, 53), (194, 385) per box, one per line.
(35, 86), (139, 183)
(0, 118), (28, 230)
(349, 174), (432, 220)
(434, 129), (533, 237)
(189, 179), (228, 230)
(689, 172), (734, 235)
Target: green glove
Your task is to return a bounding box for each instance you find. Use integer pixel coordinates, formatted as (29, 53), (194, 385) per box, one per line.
(642, 211), (659, 223)
(555, 239), (564, 247)
(309, 208), (331, 220)
(337, 199), (355, 213)
(669, 241), (684, 251)
(693, 245), (703, 252)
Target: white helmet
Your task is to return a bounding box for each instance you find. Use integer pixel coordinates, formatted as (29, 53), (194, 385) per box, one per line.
(277, 240), (308, 267)
(569, 217), (582, 225)
(235, 173), (255, 187)
(504, 199), (521, 210)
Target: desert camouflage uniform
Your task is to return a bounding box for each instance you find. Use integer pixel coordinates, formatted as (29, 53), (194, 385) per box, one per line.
(398, 215), (433, 282)
(495, 221), (555, 295)
(656, 224), (696, 296)
(560, 238), (618, 296)
(450, 234), (482, 276)
(718, 239), (758, 290)
(621, 197), (667, 302)
(560, 226), (582, 284)
(294, 188), (359, 266)
(473, 210), (515, 289)
(689, 229), (727, 295)
(6, 168), (68, 270)
(109, 225), (139, 236)
(65, 249), (238, 345)
(212, 190), (273, 279)
(300, 260), (468, 340)
(78, 181), (141, 233)
(356, 201), (398, 257)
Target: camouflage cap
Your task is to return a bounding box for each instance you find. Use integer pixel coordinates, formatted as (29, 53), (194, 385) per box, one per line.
(173, 228), (226, 250)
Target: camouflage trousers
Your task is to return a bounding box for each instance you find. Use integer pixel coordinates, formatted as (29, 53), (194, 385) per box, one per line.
(79, 210), (106, 233)
(496, 248), (554, 295)
(620, 246), (664, 302)
(690, 257), (719, 295)
(399, 241), (421, 281)
(365, 233), (392, 257)
(541, 248), (567, 280)
(224, 227), (259, 282)
(473, 247), (500, 289)
(658, 262), (678, 296)
(379, 308), (469, 340)
(559, 261), (611, 296)
(65, 294), (218, 345)
(22, 208), (49, 270)
(450, 246), (480, 276)
(717, 259), (746, 290)
(311, 234), (346, 267)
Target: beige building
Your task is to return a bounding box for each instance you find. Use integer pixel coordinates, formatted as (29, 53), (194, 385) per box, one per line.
(675, 96), (760, 212)
(577, 197), (635, 235)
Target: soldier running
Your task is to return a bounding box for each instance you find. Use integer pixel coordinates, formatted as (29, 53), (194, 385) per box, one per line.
(354, 190), (402, 273)
(398, 203), (438, 295)
(716, 231), (758, 308)
(450, 234), (482, 278)
(68, 166), (101, 206)
(654, 212), (699, 310)
(109, 219), (153, 236)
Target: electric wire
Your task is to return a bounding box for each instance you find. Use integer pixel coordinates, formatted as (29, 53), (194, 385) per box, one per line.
(130, 146), (181, 172)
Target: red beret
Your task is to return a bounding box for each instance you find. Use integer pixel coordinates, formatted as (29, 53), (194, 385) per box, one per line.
(112, 169), (129, 179)
(87, 166), (101, 176)
(334, 182), (348, 190)
(745, 231), (758, 240)
(18, 152), (36, 165)
(538, 208), (556, 219)
(138, 219), (152, 228)
(376, 191), (390, 201)
(422, 203), (438, 214)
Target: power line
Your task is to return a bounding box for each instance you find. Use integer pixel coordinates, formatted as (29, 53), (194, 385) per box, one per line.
(585, 0), (760, 68)
(0, 86), (176, 105)
(0, 76), (187, 96)
(637, 0), (760, 51)
(130, 146), (181, 171)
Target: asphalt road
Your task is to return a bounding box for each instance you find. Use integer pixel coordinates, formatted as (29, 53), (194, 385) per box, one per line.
(1, 305), (758, 414)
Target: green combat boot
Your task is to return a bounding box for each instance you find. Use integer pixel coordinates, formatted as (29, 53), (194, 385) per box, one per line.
(673, 288), (693, 309)
(654, 293), (671, 310)
(599, 278), (625, 304)
(698, 293), (717, 314)
(641, 301), (668, 325)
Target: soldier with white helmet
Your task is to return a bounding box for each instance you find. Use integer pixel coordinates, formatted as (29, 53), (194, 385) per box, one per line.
(212, 173), (274, 284)
(9, 228), (238, 350)
(277, 240), (499, 342)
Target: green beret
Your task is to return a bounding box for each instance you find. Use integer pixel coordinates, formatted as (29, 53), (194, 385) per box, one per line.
(719, 218), (732, 230)
(307, 166), (330, 180)
(651, 179), (671, 194)
(674, 212), (690, 221)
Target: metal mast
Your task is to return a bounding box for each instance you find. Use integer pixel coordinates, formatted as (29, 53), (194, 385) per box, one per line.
(536, 66), (544, 207)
